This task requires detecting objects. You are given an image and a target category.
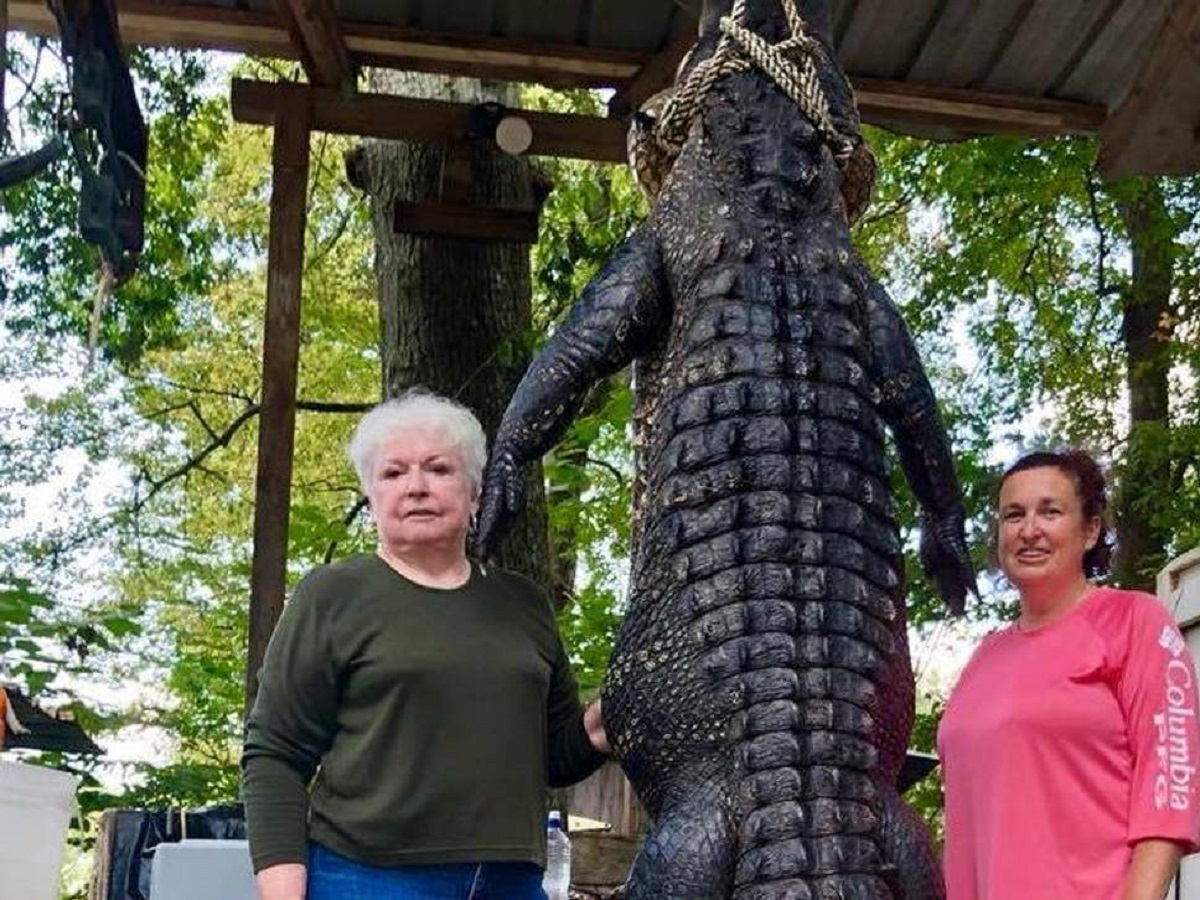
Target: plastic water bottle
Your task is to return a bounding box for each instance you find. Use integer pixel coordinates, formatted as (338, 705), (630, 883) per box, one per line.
(542, 809), (572, 900)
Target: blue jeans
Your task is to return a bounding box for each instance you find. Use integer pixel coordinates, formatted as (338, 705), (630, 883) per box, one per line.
(307, 841), (548, 900)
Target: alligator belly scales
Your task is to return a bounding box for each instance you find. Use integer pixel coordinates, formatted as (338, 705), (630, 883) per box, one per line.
(476, 2), (974, 898)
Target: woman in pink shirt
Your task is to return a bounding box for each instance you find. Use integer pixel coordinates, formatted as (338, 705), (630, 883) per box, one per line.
(939, 450), (1200, 900)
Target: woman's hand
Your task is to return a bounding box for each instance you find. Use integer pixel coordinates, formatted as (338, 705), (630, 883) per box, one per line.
(584, 698), (612, 755)
(1121, 839), (1182, 900)
(256, 862), (306, 900)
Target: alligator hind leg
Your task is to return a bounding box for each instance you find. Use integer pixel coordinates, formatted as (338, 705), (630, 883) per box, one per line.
(625, 776), (736, 900)
(879, 791), (943, 900)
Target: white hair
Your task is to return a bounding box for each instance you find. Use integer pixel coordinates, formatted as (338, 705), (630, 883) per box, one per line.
(347, 389), (488, 491)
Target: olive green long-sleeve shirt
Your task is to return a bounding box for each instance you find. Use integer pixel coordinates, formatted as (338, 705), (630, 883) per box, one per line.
(241, 554), (605, 872)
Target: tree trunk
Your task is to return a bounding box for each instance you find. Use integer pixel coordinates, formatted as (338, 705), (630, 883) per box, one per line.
(347, 71), (552, 586)
(1109, 176), (1177, 590)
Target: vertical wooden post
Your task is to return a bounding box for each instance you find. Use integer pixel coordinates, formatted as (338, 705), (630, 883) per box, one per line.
(1, 0), (8, 149)
(245, 92), (310, 716)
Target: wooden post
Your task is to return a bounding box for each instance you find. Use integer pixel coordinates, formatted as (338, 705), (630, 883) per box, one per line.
(1, 0), (8, 148)
(245, 93), (310, 716)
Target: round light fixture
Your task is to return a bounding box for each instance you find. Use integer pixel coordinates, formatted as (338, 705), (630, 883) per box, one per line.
(495, 115), (533, 155)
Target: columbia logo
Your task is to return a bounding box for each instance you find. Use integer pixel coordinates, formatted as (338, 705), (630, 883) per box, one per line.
(1159, 625), (1187, 658)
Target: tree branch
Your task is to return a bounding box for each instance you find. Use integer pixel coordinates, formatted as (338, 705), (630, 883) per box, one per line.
(188, 400), (221, 444)
(1085, 166), (1109, 300)
(295, 399), (374, 413)
(582, 452), (627, 485)
(24, 392), (377, 564)
(131, 403), (262, 516)
(153, 377), (255, 406)
(324, 496), (368, 564)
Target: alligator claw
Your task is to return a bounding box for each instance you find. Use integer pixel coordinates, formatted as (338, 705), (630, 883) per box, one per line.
(919, 510), (976, 615)
(472, 449), (524, 559)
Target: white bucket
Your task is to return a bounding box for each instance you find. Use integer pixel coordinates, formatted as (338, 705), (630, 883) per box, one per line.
(0, 760), (80, 900)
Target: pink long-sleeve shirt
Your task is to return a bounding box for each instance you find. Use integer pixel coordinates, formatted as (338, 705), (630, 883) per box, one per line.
(938, 587), (1200, 899)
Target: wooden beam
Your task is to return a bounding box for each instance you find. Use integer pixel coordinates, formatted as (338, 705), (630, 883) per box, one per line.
(852, 75), (1107, 137)
(10, 0), (293, 57)
(608, 26), (695, 118)
(393, 200), (540, 243)
(273, 0), (353, 88)
(245, 90), (310, 717)
(7, 0), (641, 88)
(1097, 0), (1200, 177)
(341, 20), (642, 88)
(231, 79), (630, 164)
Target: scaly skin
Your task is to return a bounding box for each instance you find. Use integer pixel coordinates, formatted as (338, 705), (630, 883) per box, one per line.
(476, 3), (973, 897)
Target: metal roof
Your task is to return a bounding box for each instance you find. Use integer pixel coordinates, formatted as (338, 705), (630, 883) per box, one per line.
(2, 686), (103, 756)
(10, 0), (1199, 175)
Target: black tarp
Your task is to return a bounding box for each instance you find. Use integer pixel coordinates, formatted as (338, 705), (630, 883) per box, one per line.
(99, 804), (246, 900)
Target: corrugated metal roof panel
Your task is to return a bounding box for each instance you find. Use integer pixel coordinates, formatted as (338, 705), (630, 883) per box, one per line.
(6, 0), (1192, 172)
(336, 0), (422, 27)
(586, 0), (678, 51)
(985, 0), (1129, 96)
(504, 0), (586, 44)
(1057, 0), (1172, 107)
(418, 0), (497, 35)
(836, 0), (943, 80)
(87, 0), (1175, 111)
(907, 0), (1024, 87)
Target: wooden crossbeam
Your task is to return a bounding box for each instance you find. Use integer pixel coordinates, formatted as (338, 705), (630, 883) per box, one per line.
(341, 20), (640, 88)
(1097, 0), (1200, 177)
(853, 76), (1106, 137)
(394, 200), (540, 243)
(7, 0), (642, 88)
(231, 79), (630, 164)
(10, 0), (292, 57)
(272, 0), (353, 88)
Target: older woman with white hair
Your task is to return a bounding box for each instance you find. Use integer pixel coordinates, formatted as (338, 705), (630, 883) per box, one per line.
(242, 389), (610, 900)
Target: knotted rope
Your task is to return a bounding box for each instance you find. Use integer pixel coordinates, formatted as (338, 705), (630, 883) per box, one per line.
(652, 0), (857, 161)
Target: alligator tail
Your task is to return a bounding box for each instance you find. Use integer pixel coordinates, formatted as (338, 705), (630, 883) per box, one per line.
(728, 570), (896, 900)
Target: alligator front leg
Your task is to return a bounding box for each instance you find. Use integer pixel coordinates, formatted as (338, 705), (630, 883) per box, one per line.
(474, 224), (671, 556)
(855, 262), (975, 613)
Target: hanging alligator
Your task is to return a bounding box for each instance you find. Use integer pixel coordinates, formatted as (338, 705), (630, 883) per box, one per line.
(475, 1), (975, 897)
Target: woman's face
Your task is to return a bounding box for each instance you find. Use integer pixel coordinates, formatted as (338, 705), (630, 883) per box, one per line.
(997, 465), (1100, 595)
(367, 427), (477, 557)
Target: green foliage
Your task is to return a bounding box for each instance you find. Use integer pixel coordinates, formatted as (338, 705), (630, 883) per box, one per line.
(2, 46), (229, 368)
(879, 129), (1200, 580)
(525, 86), (647, 333)
(2, 49), (377, 816)
(907, 700), (947, 847)
(0, 575), (57, 691)
(521, 85), (647, 688)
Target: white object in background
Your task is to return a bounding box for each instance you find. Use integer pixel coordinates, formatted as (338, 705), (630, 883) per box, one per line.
(0, 760), (79, 900)
(542, 809), (572, 900)
(495, 115), (533, 155)
(149, 839), (257, 900)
